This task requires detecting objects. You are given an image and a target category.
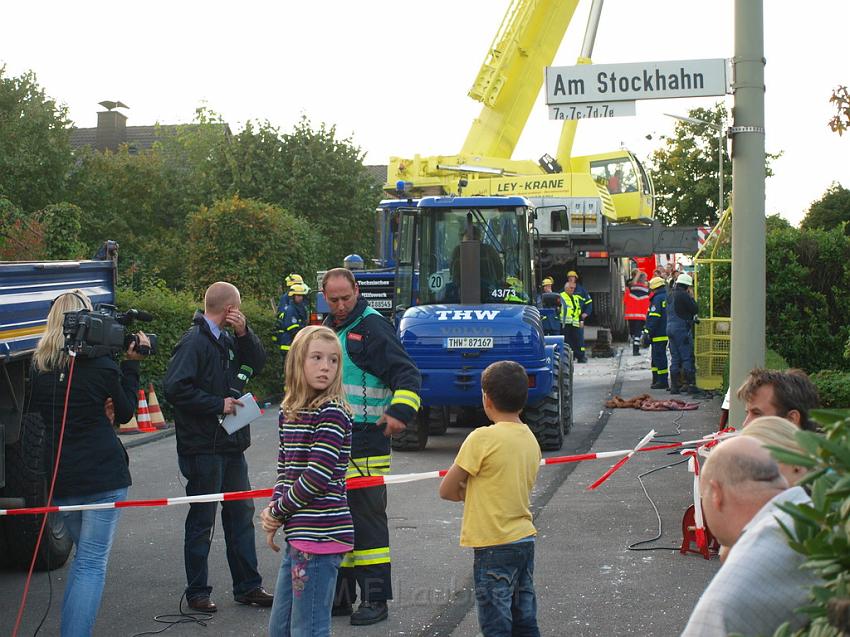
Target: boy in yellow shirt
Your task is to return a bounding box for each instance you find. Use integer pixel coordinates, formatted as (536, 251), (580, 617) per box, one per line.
(439, 360), (542, 636)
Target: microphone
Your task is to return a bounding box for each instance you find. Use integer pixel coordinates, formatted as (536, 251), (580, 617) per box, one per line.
(230, 364), (254, 398)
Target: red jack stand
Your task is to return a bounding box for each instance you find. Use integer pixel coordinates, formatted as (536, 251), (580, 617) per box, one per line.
(680, 504), (720, 559)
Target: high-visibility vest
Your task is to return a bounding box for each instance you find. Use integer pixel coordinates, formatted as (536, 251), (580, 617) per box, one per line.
(559, 292), (581, 327)
(339, 307), (390, 428)
(624, 285), (651, 321)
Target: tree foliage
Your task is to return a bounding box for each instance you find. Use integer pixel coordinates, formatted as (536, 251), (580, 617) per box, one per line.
(0, 66), (72, 212)
(275, 117), (382, 265)
(648, 104), (779, 227)
(801, 183), (850, 235)
(38, 202), (86, 259)
(828, 85), (849, 136)
(697, 214), (850, 375)
(186, 196), (321, 300)
(771, 410), (850, 637)
(0, 196), (45, 259)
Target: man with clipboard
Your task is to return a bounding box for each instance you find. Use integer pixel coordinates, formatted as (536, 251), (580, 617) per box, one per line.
(164, 281), (272, 613)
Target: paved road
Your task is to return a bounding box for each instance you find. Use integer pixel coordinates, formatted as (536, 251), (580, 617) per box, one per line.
(1, 349), (721, 636)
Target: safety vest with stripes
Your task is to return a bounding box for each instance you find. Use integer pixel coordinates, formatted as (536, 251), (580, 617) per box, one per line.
(559, 292), (581, 327)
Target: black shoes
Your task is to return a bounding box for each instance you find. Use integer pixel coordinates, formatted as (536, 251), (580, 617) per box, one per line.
(650, 382), (669, 390)
(350, 601), (388, 626)
(332, 602), (353, 617)
(234, 587), (274, 607)
(187, 596), (217, 613)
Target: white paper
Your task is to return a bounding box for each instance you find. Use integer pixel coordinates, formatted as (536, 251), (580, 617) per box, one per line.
(221, 392), (262, 435)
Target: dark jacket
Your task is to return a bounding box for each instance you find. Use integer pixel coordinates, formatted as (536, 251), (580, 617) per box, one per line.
(164, 311), (267, 456)
(644, 288), (668, 339)
(324, 297), (421, 458)
(273, 299), (308, 351)
(33, 356), (140, 497)
(668, 286), (700, 327)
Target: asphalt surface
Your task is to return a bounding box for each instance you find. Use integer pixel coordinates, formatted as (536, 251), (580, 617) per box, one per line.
(1, 347), (722, 636)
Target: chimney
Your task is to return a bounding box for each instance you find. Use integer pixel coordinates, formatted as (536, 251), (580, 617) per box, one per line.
(96, 110), (127, 151)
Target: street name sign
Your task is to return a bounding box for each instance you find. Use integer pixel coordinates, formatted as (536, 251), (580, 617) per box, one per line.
(546, 59), (728, 105)
(548, 101), (636, 120)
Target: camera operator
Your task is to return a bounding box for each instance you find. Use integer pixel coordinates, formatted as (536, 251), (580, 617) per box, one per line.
(31, 290), (149, 636)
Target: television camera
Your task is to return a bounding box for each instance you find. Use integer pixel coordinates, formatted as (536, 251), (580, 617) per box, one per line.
(62, 303), (158, 358)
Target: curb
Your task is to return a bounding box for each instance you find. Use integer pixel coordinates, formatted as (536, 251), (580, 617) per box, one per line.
(122, 426), (176, 449)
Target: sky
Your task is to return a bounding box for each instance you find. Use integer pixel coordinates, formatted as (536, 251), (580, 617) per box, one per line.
(3, 0), (848, 226)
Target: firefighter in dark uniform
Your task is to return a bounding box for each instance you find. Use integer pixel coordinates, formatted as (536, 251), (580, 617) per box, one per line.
(272, 282), (309, 385)
(536, 277), (561, 336)
(274, 273), (304, 317)
(666, 273), (700, 394)
(641, 276), (669, 389)
(321, 268), (421, 626)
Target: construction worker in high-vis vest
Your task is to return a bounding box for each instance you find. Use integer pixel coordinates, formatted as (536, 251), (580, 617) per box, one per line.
(559, 279), (583, 362)
(566, 270), (590, 362)
(321, 268), (421, 626)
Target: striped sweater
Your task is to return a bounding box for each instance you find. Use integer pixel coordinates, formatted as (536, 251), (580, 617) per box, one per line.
(269, 400), (354, 547)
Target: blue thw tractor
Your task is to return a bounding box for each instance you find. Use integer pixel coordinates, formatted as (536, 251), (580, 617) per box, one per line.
(390, 196), (573, 451)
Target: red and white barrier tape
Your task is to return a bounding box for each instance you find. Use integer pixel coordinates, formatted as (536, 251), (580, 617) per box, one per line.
(681, 449), (707, 552)
(0, 431), (736, 517)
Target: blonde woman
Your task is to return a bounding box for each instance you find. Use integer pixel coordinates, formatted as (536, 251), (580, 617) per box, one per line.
(741, 416), (809, 486)
(261, 326), (354, 637)
(32, 290), (149, 636)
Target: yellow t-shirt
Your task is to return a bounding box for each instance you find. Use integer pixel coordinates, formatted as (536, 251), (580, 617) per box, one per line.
(455, 421), (541, 548)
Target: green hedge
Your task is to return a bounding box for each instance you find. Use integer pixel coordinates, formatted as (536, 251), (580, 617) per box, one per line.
(810, 370), (850, 408)
(117, 284), (284, 418)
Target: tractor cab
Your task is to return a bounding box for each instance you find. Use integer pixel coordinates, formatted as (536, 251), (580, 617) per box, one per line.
(393, 196), (535, 314)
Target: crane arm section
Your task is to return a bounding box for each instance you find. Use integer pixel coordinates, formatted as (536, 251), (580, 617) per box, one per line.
(461, 0), (581, 159)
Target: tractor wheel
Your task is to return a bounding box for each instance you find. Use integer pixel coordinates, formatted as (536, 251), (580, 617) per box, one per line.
(562, 346), (574, 435)
(391, 408), (429, 451)
(3, 413), (73, 570)
(428, 406), (449, 435)
(523, 350), (565, 451)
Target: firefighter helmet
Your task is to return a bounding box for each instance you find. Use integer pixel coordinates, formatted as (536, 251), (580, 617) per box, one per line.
(649, 276), (666, 290)
(289, 282), (310, 296)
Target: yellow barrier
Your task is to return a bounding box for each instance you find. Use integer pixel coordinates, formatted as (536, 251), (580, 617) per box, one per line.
(693, 208), (732, 390)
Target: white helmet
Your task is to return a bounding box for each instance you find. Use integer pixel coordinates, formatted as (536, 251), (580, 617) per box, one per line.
(676, 273), (693, 287)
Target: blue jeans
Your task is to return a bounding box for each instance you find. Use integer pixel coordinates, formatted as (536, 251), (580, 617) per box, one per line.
(54, 487), (128, 637)
(473, 541), (540, 637)
(178, 452), (262, 600)
(269, 544), (343, 637)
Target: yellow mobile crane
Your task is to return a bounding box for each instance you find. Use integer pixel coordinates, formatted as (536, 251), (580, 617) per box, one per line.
(386, 0), (696, 335)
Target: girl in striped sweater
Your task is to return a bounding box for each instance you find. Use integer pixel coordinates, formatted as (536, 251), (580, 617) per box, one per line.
(261, 326), (353, 637)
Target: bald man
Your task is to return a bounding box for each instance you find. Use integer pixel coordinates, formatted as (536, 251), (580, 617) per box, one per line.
(681, 437), (818, 636)
(165, 282), (272, 612)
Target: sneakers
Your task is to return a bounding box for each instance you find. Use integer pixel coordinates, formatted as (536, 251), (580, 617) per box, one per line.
(350, 601), (388, 626)
(234, 587), (274, 607)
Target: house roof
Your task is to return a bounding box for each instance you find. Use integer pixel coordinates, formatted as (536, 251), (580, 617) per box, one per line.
(70, 123), (231, 152)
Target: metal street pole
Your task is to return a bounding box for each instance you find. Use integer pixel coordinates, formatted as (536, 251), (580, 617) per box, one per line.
(729, 0), (766, 424)
(664, 113), (725, 219)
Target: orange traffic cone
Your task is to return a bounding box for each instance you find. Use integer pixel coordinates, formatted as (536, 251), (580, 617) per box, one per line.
(118, 415), (141, 435)
(136, 389), (156, 432)
(147, 383), (167, 430)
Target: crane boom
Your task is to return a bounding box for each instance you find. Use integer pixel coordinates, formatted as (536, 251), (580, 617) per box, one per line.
(462, 0), (581, 159)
